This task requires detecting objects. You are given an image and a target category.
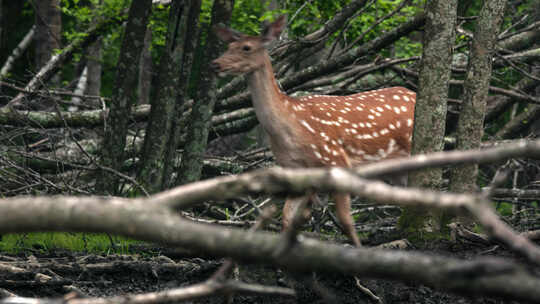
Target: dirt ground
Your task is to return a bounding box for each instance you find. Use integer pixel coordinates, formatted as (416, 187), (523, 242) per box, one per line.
(0, 234), (527, 304)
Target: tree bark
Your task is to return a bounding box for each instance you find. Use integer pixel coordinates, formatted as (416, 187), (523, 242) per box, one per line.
(175, 0), (234, 185)
(449, 0), (507, 195)
(34, 0), (62, 86)
(86, 38), (102, 97)
(139, 0), (190, 193)
(399, 0), (457, 233)
(97, 0), (153, 195)
(138, 27), (153, 105)
(34, 0), (61, 69)
(86, 0), (103, 98)
(161, 0), (202, 190)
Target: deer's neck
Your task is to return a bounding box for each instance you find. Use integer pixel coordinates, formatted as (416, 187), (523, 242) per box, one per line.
(246, 55), (295, 139)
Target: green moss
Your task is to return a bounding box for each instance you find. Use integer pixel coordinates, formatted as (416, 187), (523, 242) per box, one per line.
(0, 232), (142, 254)
(398, 206), (428, 233)
(404, 231), (451, 246)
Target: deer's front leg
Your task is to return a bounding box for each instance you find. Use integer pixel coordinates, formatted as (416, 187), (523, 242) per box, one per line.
(282, 194), (313, 232)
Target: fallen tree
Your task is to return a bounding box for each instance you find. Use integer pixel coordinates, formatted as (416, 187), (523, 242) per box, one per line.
(1, 140), (540, 302)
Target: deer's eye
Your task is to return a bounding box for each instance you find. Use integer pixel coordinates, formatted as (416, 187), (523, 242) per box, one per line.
(242, 45), (251, 52)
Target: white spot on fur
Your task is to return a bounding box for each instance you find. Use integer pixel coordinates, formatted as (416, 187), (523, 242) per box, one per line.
(300, 120), (316, 133)
(407, 119), (413, 127)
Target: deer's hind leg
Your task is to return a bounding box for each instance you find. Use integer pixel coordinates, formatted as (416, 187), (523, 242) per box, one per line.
(333, 192), (361, 247)
(282, 194), (314, 232)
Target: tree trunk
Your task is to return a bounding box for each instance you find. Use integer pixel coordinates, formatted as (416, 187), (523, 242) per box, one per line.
(0, 0), (3, 54)
(175, 0), (235, 185)
(34, 0), (62, 86)
(399, 0), (458, 234)
(139, 0), (190, 194)
(86, 0), (103, 98)
(86, 38), (102, 97)
(161, 0), (202, 190)
(138, 27), (153, 105)
(97, 0), (153, 195)
(448, 0), (507, 196)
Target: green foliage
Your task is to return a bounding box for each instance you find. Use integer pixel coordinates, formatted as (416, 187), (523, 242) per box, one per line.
(148, 4), (169, 51)
(230, 0), (264, 34)
(496, 202), (514, 217)
(0, 232), (141, 254)
(60, 0), (127, 45)
(200, 0), (214, 26)
(59, 0), (130, 95)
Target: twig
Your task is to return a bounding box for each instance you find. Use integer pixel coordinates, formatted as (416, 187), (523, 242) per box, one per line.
(0, 280), (295, 304)
(338, 0), (411, 56)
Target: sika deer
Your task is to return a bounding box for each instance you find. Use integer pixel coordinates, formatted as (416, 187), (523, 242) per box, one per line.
(212, 16), (416, 247)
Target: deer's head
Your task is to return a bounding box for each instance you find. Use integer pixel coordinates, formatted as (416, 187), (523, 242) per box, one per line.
(211, 15), (286, 76)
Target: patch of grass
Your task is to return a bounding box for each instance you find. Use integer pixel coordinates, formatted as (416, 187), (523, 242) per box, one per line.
(0, 232), (142, 254)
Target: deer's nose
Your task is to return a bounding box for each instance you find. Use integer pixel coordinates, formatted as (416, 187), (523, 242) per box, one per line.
(210, 61), (221, 72)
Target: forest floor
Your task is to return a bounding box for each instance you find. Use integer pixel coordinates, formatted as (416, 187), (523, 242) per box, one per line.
(0, 230), (526, 304)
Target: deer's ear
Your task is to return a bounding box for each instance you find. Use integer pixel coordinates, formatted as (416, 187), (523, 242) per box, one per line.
(214, 25), (243, 43)
(261, 15), (287, 44)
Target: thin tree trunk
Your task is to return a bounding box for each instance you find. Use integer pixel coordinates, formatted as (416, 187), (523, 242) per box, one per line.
(138, 27), (153, 105)
(0, 0), (3, 52)
(34, 0), (62, 86)
(175, 0), (235, 185)
(161, 0), (202, 189)
(449, 0), (507, 196)
(161, 0), (201, 190)
(86, 1), (103, 98)
(399, 0), (458, 233)
(86, 39), (102, 97)
(97, 0), (153, 195)
(139, 0), (190, 193)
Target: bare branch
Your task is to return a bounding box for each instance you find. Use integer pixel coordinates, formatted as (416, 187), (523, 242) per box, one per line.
(0, 194), (539, 301)
(0, 26), (35, 79)
(1, 280), (294, 304)
(7, 13), (127, 107)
